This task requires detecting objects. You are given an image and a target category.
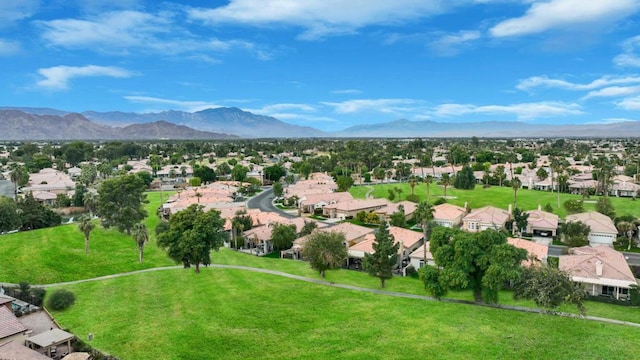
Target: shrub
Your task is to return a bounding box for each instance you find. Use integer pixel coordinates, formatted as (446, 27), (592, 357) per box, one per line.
(405, 194), (420, 203)
(434, 198), (447, 205)
(47, 289), (76, 311)
(31, 288), (46, 306)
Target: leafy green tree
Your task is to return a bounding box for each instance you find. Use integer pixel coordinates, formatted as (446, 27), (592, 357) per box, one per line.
(132, 222), (149, 263)
(420, 228), (527, 303)
(299, 162), (313, 179)
(543, 203), (554, 213)
(563, 199), (584, 215)
(336, 175), (353, 192)
(453, 165), (475, 190)
(77, 215), (95, 254)
(271, 223), (297, 251)
(561, 221), (590, 247)
(617, 221), (637, 251)
(71, 185), (87, 207)
(0, 196), (21, 232)
(389, 204), (406, 227)
(157, 204), (228, 273)
(78, 163), (98, 186)
(265, 164), (286, 182)
(387, 189), (395, 201)
(536, 167), (548, 180)
(595, 197), (616, 219)
(300, 221), (318, 236)
(10, 165), (29, 198)
(302, 231), (348, 278)
(216, 162), (231, 176)
(363, 221), (400, 288)
(193, 166), (216, 184)
(514, 265), (586, 315)
(17, 192), (62, 230)
(97, 174), (148, 235)
(135, 170), (154, 187)
(273, 181), (284, 198)
(365, 211), (380, 224)
(231, 165), (248, 182)
(46, 289), (76, 311)
(510, 207), (529, 236)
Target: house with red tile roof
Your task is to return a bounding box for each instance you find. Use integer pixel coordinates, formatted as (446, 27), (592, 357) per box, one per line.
(322, 198), (389, 220)
(507, 237), (548, 266)
(298, 192), (354, 214)
(432, 203), (467, 228)
(0, 306), (28, 346)
(348, 226), (423, 260)
(560, 246), (637, 300)
(565, 212), (617, 247)
(525, 207), (559, 238)
(409, 242), (435, 270)
(0, 341), (50, 360)
(375, 201), (417, 222)
(462, 205), (511, 233)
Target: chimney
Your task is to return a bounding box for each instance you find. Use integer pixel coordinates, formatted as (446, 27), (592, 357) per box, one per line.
(596, 260), (603, 277)
(508, 204), (512, 215)
(464, 202), (469, 213)
(538, 204), (542, 211)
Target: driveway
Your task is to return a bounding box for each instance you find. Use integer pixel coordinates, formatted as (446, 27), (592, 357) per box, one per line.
(247, 187), (297, 219)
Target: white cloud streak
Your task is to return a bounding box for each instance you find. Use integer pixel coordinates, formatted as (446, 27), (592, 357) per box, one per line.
(614, 35), (640, 68)
(433, 101), (583, 119)
(321, 98), (424, 114)
(0, 0), (39, 24)
(517, 75), (640, 92)
(332, 89), (363, 95)
(429, 30), (481, 56)
(616, 96), (640, 110)
(124, 96), (223, 112)
(187, 0), (447, 40)
(582, 86), (640, 100)
(0, 39), (20, 55)
(36, 65), (135, 90)
(490, 0), (639, 38)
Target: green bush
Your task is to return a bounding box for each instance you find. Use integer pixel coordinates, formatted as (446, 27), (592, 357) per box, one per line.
(47, 289), (76, 311)
(405, 194), (420, 203)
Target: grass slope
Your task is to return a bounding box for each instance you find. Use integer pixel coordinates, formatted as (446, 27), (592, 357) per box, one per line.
(0, 192), (174, 284)
(51, 268), (640, 360)
(350, 183), (640, 218)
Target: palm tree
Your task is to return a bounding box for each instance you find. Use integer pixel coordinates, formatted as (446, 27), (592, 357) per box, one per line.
(441, 173), (451, 200)
(132, 223), (149, 263)
(195, 191), (202, 203)
(617, 221), (637, 251)
(511, 177), (522, 210)
(414, 201), (435, 264)
(10, 166), (28, 199)
(424, 175), (433, 204)
(78, 216), (95, 254)
(83, 192), (97, 218)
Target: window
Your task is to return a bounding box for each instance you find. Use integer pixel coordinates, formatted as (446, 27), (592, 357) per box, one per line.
(602, 286), (615, 296)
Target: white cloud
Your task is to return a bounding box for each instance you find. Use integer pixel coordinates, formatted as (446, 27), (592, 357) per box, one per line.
(321, 98), (423, 114)
(38, 10), (264, 58)
(582, 86), (640, 100)
(490, 0), (639, 38)
(332, 89), (363, 95)
(36, 65), (135, 90)
(0, 0), (39, 24)
(124, 96), (222, 112)
(429, 30), (481, 56)
(187, 0), (447, 40)
(517, 75), (640, 91)
(614, 36), (640, 68)
(587, 117), (639, 124)
(433, 101), (583, 119)
(616, 96), (640, 110)
(0, 39), (20, 55)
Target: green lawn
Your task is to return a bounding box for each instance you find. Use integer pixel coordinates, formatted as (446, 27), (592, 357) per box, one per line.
(51, 268), (640, 360)
(0, 192), (174, 284)
(351, 183), (640, 218)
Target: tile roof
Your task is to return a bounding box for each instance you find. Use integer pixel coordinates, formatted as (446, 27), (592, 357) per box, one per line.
(323, 198), (389, 212)
(566, 212), (617, 234)
(0, 341), (50, 360)
(526, 209), (559, 230)
(463, 206), (510, 225)
(0, 306), (27, 340)
(433, 203), (466, 221)
(326, 222), (375, 242)
(559, 246), (637, 287)
(508, 237), (548, 267)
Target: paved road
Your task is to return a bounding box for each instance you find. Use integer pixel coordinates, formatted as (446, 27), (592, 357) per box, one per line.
(246, 187), (297, 218)
(3, 264), (638, 328)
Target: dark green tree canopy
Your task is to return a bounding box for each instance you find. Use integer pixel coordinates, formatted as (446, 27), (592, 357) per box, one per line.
(0, 196), (21, 233)
(514, 265), (586, 315)
(453, 165), (476, 190)
(271, 223), (297, 251)
(421, 228), (527, 303)
(97, 174), (148, 234)
(157, 204), (228, 273)
(363, 221), (400, 288)
(264, 164), (287, 182)
(17, 192), (61, 231)
(301, 230), (348, 278)
(561, 220), (590, 247)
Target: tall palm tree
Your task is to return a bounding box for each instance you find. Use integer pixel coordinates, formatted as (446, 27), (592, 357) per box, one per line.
(511, 177), (522, 210)
(424, 175), (434, 204)
(78, 216), (95, 254)
(83, 192), (97, 218)
(414, 201), (435, 264)
(441, 173), (451, 200)
(132, 223), (149, 263)
(10, 166), (28, 199)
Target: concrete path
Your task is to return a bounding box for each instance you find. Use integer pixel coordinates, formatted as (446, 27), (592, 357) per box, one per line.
(364, 185), (375, 199)
(4, 265), (640, 328)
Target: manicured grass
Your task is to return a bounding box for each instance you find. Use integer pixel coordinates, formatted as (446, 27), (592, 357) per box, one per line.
(350, 183), (640, 218)
(51, 268), (640, 360)
(0, 192), (174, 284)
(212, 249), (640, 324)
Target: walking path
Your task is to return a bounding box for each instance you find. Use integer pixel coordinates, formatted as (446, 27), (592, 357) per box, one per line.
(364, 185), (374, 199)
(3, 265), (639, 328)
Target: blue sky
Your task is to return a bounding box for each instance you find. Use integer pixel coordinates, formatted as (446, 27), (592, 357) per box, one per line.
(2, 0), (640, 132)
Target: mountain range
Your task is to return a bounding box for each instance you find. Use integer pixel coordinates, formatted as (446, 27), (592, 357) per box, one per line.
(2, 106), (640, 139)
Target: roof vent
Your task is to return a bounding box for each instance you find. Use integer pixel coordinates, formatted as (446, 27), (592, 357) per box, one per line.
(595, 260), (603, 277)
